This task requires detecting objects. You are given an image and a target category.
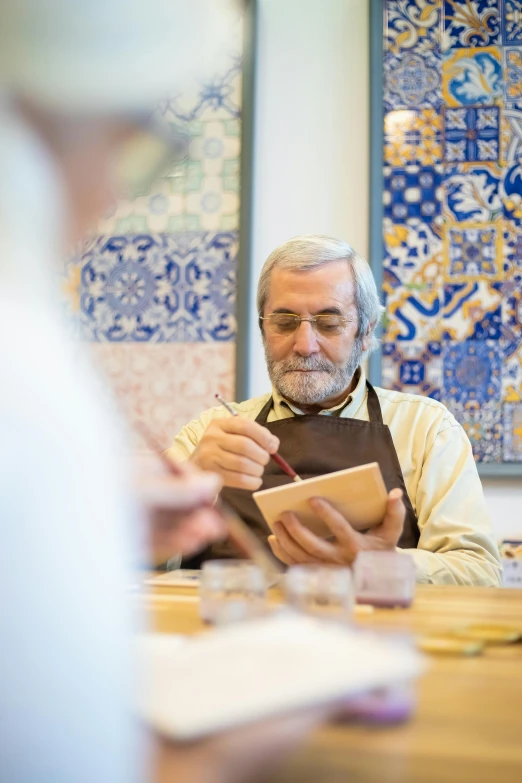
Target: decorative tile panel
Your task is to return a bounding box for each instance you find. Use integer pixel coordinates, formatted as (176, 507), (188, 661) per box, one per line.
(78, 233), (238, 343)
(385, 51), (441, 110)
(383, 165), (443, 222)
(442, 164), (502, 221)
(501, 107), (522, 163)
(382, 341), (442, 399)
(442, 46), (502, 106)
(91, 343), (236, 450)
(443, 106), (500, 162)
(443, 0), (500, 49)
(443, 222), (502, 280)
(442, 340), (502, 404)
(503, 402), (522, 460)
(442, 281), (503, 339)
(384, 109), (443, 165)
(503, 1), (522, 45)
(501, 161), (522, 222)
(504, 47), (522, 105)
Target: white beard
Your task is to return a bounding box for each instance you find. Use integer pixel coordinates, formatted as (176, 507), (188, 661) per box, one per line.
(265, 339), (364, 406)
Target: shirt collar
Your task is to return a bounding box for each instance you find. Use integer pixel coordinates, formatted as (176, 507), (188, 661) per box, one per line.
(272, 365), (367, 418)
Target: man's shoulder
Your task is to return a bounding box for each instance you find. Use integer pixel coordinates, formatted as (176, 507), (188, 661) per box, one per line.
(374, 385), (459, 431)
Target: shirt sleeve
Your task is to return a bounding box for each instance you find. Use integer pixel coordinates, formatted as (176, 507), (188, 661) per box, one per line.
(404, 420), (503, 586)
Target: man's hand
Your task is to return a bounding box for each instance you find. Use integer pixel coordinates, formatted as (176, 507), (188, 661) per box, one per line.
(268, 488), (406, 566)
(190, 417), (280, 491)
(134, 456), (226, 563)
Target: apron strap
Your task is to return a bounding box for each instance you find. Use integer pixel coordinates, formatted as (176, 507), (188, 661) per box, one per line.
(255, 377), (384, 425)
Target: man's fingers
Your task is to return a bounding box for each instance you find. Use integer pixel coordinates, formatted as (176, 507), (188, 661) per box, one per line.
(278, 512), (339, 563)
(218, 416), (280, 454)
(376, 488), (405, 542)
(215, 449), (265, 478)
(272, 519), (322, 564)
(220, 433), (272, 466)
(218, 469), (263, 491)
(268, 534), (297, 566)
(308, 498), (360, 561)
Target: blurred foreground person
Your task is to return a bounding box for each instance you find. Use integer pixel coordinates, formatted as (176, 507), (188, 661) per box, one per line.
(0, 1), (333, 781)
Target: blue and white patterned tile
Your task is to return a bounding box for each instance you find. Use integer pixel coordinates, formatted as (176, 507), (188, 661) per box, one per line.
(449, 399), (503, 462)
(503, 0), (522, 45)
(442, 281), (503, 340)
(443, 0), (500, 49)
(78, 233), (238, 343)
(383, 165), (443, 223)
(442, 339), (502, 404)
(503, 402), (522, 460)
(501, 107), (522, 164)
(503, 220), (522, 276)
(501, 161), (522, 223)
(442, 164), (502, 221)
(383, 217), (443, 286)
(502, 343), (522, 401)
(443, 222), (503, 280)
(382, 341), (442, 399)
(442, 46), (502, 106)
(443, 106), (500, 163)
(97, 180), (184, 235)
(383, 266), (442, 342)
(385, 0), (442, 55)
(503, 47), (522, 106)
(385, 50), (441, 111)
(501, 269), (522, 346)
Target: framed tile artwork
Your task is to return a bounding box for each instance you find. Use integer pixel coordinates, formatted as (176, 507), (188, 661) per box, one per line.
(372, 0), (522, 473)
(60, 3), (246, 450)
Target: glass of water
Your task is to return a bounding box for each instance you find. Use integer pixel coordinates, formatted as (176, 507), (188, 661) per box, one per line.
(199, 560), (268, 625)
(284, 564), (354, 623)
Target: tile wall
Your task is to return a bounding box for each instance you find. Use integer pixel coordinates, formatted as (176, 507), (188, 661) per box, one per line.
(61, 17), (243, 449)
(381, 0), (522, 462)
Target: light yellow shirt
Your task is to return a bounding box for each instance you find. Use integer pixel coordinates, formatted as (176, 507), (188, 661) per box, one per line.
(168, 368), (502, 587)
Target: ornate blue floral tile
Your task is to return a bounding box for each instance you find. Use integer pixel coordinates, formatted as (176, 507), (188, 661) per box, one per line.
(382, 341), (442, 399)
(443, 0), (500, 49)
(385, 51), (441, 111)
(443, 222), (502, 280)
(385, 0), (442, 54)
(442, 281), (502, 340)
(157, 56), (242, 122)
(442, 339), (502, 404)
(501, 161), (522, 223)
(502, 107), (522, 163)
(79, 233), (238, 342)
(444, 106), (499, 162)
(384, 217), (443, 284)
(442, 164), (502, 222)
(504, 47), (522, 105)
(449, 400), (503, 462)
(383, 165), (442, 223)
(501, 271), (522, 345)
(443, 46), (502, 106)
(503, 0), (522, 45)
(503, 403), (522, 460)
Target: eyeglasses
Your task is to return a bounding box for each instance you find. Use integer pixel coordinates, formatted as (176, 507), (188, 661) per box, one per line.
(260, 313), (353, 336)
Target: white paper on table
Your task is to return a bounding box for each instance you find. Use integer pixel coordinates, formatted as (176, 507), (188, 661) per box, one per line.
(135, 612), (424, 740)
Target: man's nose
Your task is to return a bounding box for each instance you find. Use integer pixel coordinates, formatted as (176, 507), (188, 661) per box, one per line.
(292, 320), (320, 355)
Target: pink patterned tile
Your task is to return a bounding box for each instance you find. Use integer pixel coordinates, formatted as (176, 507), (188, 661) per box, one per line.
(90, 343), (235, 451)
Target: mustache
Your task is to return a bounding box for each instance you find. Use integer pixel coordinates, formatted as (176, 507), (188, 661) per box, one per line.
(276, 355), (336, 373)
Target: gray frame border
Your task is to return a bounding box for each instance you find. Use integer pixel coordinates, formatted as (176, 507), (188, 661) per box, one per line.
(367, 0), (522, 478)
(235, 0), (258, 402)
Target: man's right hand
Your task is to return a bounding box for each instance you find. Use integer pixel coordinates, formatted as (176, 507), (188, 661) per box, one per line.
(190, 417), (280, 491)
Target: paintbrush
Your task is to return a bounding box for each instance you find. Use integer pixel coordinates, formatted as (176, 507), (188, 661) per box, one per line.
(214, 394), (302, 482)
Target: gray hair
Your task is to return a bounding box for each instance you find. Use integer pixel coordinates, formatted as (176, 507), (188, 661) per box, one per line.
(257, 234), (384, 354)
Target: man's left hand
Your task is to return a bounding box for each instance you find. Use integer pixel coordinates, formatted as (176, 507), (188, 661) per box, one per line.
(267, 488), (405, 566)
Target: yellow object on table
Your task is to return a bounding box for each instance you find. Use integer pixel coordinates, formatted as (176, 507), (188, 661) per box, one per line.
(138, 583), (522, 783)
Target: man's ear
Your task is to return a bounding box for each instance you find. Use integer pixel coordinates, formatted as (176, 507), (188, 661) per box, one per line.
(362, 323), (376, 353)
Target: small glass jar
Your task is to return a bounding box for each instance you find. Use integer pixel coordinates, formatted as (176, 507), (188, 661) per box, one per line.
(284, 565), (354, 622)
(199, 560), (268, 625)
(353, 551), (416, 608)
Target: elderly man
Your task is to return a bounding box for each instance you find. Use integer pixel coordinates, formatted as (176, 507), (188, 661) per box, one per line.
(169, 234), (502, 587)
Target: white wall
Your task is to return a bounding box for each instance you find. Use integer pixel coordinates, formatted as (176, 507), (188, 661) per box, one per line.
(248, 0), (522, 538)
(249, 0), (369, 395)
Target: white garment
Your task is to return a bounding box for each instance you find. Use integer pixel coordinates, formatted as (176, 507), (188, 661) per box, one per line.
(0, 104), (142, 782)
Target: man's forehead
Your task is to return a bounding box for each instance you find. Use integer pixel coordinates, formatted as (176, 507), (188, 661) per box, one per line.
(267, 262), (356, 308)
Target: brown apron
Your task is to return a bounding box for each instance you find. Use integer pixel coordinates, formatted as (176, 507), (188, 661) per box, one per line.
(184, 381), (419, 565)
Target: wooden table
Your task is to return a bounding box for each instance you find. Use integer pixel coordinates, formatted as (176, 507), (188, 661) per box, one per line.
(142, 584), (522, 783)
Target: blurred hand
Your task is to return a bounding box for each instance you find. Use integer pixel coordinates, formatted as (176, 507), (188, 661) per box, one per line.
(190, 417), (279, 491)
(134, 455), (225, 563)
(155, 704), (334, 783)
(268, 488), (405, 567)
